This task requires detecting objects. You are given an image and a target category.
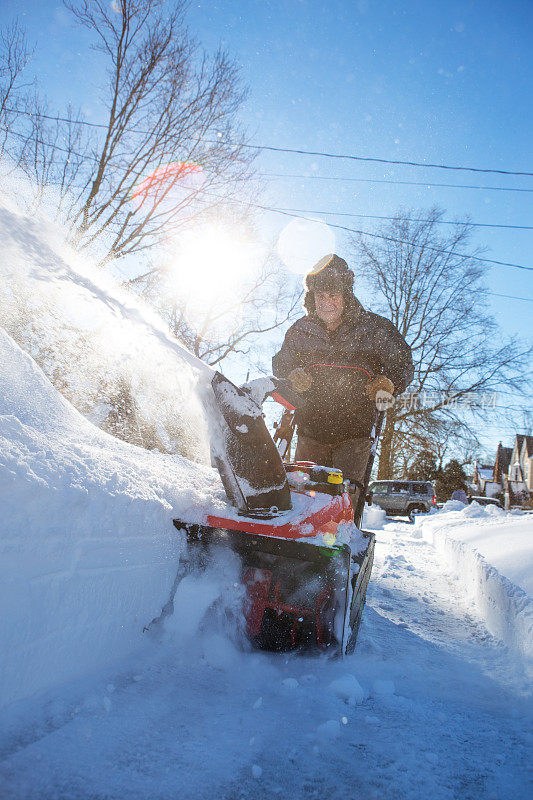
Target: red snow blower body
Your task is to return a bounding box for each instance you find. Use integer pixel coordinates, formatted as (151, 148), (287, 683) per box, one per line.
(173, 372), (380, 656)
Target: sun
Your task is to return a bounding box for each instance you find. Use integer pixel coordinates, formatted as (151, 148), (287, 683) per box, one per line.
(165, 223), (263, 336)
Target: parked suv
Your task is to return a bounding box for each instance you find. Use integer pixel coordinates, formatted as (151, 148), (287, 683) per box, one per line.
(468, 495), (503, 509)
(367, 480), (437, 519)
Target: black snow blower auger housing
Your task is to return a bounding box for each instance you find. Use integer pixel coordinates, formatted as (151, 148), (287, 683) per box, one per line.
(173, 372), (381, 656)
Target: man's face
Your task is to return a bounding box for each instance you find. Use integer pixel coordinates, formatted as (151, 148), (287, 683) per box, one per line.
(314, 290), (344, 329)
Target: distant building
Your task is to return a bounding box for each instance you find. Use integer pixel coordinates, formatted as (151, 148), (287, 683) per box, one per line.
(472, 437), (532, 508)
(494, 442), (512, 486)
(505, 434), (533, 508)
(472, 460), (498, 497)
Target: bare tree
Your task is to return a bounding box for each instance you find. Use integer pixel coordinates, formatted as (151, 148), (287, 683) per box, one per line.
(521, 410), (533, 436)
(352, 207), (531, 478)
(0, 20), (34, 167)
(20, 100), (89, 209)
(61, 0), (254, 265)
(394, 414), (458, 476)
(0, 19), (91, 205)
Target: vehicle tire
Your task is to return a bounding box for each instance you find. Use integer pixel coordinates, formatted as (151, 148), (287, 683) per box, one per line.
(407, 504), (427, 522)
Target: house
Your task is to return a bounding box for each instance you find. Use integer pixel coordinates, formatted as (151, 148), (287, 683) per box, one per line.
(470, 436), (531, 506)
(472, 460), (498, 497)
(504, 434), (533, 507)
(524, 436), (533, 491)
(494, 442), (512, 485)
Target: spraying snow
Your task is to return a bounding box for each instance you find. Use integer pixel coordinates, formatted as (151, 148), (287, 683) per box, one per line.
(0, 185), (210, 461)
(0, 187), (246, 709)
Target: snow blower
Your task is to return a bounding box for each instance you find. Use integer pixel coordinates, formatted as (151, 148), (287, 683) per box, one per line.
(172, 371), (383, 656)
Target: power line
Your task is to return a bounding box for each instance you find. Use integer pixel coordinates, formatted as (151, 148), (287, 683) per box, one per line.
(260, 171), (533, 194)
(6, 107), (533, 178)
(219, 189), (533, 298)
(254, 204), (533, 272)
(11, 112), (533, 196)
(489, 292), (533, 303)
(274, 206), (533, 232)
(8, 123), (533, 275)
(8, 128), (94, 162)
(14, 134), (531, 242)
(3, 108), (106, 131)
(244, 143), (533, 178)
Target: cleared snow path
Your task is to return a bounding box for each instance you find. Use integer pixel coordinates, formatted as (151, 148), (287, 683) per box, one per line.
(1, 522), (531, 800)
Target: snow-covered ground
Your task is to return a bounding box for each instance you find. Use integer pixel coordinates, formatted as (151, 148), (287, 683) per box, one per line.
(363, 502), (533, 672)
(1, 517), (531, 800)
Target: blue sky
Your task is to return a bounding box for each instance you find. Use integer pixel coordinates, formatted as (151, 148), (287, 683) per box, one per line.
(2, 0), (532, 452)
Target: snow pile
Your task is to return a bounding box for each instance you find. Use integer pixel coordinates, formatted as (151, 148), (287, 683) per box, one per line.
(362, 503), (387, 530)
(0, 328), (228, 710)
(413, 504), (533, 670)
(328, 673), (367, 705)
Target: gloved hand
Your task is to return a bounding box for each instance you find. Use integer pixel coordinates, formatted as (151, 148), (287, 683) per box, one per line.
(288, 367), (312, 393)
(365, 375), (395, 409)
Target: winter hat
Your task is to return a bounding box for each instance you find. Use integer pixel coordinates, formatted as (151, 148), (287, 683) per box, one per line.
(303, 254), (356, 315)
(305, 254), (353, 292)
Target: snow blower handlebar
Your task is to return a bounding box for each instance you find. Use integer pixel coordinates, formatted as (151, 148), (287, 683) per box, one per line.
(239, 375), (300, 411)
(240, 374), (386, 528)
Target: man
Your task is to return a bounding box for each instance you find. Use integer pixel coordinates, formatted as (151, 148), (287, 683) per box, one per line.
(272, 253), (413, 495)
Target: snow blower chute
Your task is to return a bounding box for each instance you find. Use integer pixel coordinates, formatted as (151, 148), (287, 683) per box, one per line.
(173, 371), (381, 655)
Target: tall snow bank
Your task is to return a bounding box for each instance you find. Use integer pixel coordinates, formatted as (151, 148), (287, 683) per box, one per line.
(413, 505), (533, 672)
(0, 328), (227, 710)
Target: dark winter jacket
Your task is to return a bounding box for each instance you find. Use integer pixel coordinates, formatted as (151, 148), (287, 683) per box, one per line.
(272, 299), (413, 444)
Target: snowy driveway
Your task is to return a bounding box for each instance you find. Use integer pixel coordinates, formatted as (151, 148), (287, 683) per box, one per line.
(1, 521), (531, 800)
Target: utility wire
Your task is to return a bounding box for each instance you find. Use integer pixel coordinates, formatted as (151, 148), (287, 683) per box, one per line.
(260, 172), (533, 194)
(14, 124), (533, 200)
(8, 126), (533, 273)
(488, 292), (533, 303)
(210, 190), (533, 299)
(254, 204), (533, 272)
(11, 114), (533, 195)
(6, 106), (533, 177)
(274, 206), (533, 231)
(8, 128), (93, 162)
(242, 143), (533, 178)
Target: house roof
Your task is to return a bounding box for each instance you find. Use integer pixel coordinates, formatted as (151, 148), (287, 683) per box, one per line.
(514, 434), (526, 456)
(494, 443), (513, 482)
(522, 435), (533, 458)
(475, 462), (493, 477)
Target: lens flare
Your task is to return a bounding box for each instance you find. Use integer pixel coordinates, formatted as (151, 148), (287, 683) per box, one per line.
(277, 218), (335, 274)
(131, 161), (204, 205)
